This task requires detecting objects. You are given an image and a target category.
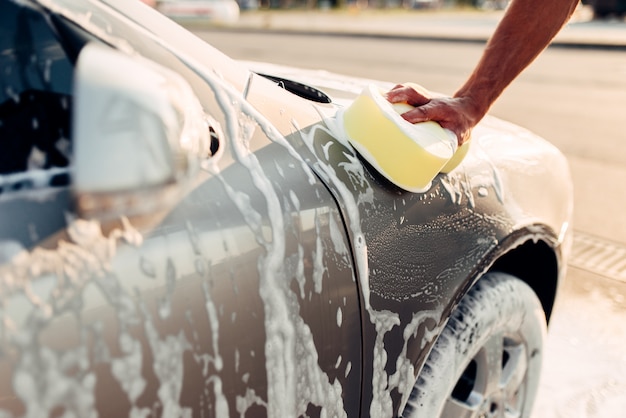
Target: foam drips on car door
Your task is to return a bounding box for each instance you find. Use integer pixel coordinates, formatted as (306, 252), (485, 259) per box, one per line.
(207, 81), (348, 417)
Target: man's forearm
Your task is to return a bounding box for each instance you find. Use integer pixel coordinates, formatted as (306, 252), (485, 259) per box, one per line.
(455, 0), (579, 119)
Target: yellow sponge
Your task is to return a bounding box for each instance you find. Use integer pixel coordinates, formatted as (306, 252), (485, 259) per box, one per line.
(341, 84), (459, 193)
(441, 139), (471, 174)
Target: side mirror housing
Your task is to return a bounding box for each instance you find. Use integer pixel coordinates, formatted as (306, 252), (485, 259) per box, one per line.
(72, 43), (209, 217)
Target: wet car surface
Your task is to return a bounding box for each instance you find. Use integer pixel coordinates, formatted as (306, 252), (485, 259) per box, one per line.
(0, 0), (573, 416)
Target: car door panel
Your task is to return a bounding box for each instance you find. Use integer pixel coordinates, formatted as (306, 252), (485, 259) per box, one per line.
(0, 25), (363, 413)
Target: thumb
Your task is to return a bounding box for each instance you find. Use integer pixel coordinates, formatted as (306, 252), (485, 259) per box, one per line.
(400, 105), (466, 146)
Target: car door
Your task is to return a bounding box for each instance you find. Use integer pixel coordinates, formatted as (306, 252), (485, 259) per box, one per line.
(0, 1), (362, 416)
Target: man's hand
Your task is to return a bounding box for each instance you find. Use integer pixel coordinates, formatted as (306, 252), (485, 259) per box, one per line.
(384, 0), (579, 147)
(385, 84), (482, 146)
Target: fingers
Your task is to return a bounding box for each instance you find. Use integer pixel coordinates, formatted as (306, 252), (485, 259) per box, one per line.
(384, 86), (411, 103)
(385, 85), (477, 146)
(401, 82), (431, 98)
(401, 101), (471, 147)
(385, 84), (431, 107)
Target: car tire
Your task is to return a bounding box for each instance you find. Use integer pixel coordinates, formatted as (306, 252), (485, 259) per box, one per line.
(401, 272), (547, 418)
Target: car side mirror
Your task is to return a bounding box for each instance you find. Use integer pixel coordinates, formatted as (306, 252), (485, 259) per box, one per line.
(72, 43), (210, 218)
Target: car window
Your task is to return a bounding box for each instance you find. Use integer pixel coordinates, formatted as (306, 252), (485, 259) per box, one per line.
(0, 1), (73, 186)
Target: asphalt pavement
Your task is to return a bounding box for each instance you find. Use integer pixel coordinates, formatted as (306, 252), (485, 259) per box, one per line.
(217, 5), (626, 49)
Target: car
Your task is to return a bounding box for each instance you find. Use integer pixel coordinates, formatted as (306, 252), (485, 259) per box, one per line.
(0, 0), (573, 417)
(587, 0), (626, 18)
(406, 0), (443, 10)
(474, 0), (509, 10)
(157, 0), (240, 23)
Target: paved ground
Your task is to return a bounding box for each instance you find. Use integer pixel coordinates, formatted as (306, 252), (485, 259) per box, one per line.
(533, 267), (626, 418)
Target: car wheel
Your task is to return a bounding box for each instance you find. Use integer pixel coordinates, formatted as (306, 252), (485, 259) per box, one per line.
(402, 272), (547, 418)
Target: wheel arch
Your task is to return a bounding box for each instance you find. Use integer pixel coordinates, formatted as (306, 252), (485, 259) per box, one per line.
(486, 226), (564, 322)
(398, 224), (566, 417)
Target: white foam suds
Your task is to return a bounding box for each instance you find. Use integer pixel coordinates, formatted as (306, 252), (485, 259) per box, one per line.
(236, 388), (267, 416)
(312, 214), (326, 294)
(111, 333), (146, 405)
(295, 245), (306, 299)
(345, 361), (352, 378)
(337, 306), (343, 327)
(389, 310), (443, 409)
(207, 72), (353, 415)
(328, 214), (349, 265)
(142, 308), (192, 417)
(0, 217), (144, 416)
(295, 123), (372, 310)
(209, 376), (229, 417)
(202, 280), (223, 371)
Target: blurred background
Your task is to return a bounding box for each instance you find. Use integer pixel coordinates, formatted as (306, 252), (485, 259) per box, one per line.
(141, 0), (626, 22)
(141, 0), (626, 23)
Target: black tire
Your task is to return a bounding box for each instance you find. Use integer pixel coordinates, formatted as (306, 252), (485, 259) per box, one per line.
(402, 272), (547, 418)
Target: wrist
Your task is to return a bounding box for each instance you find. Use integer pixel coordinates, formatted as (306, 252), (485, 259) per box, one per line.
(451, 91), (489, 129)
